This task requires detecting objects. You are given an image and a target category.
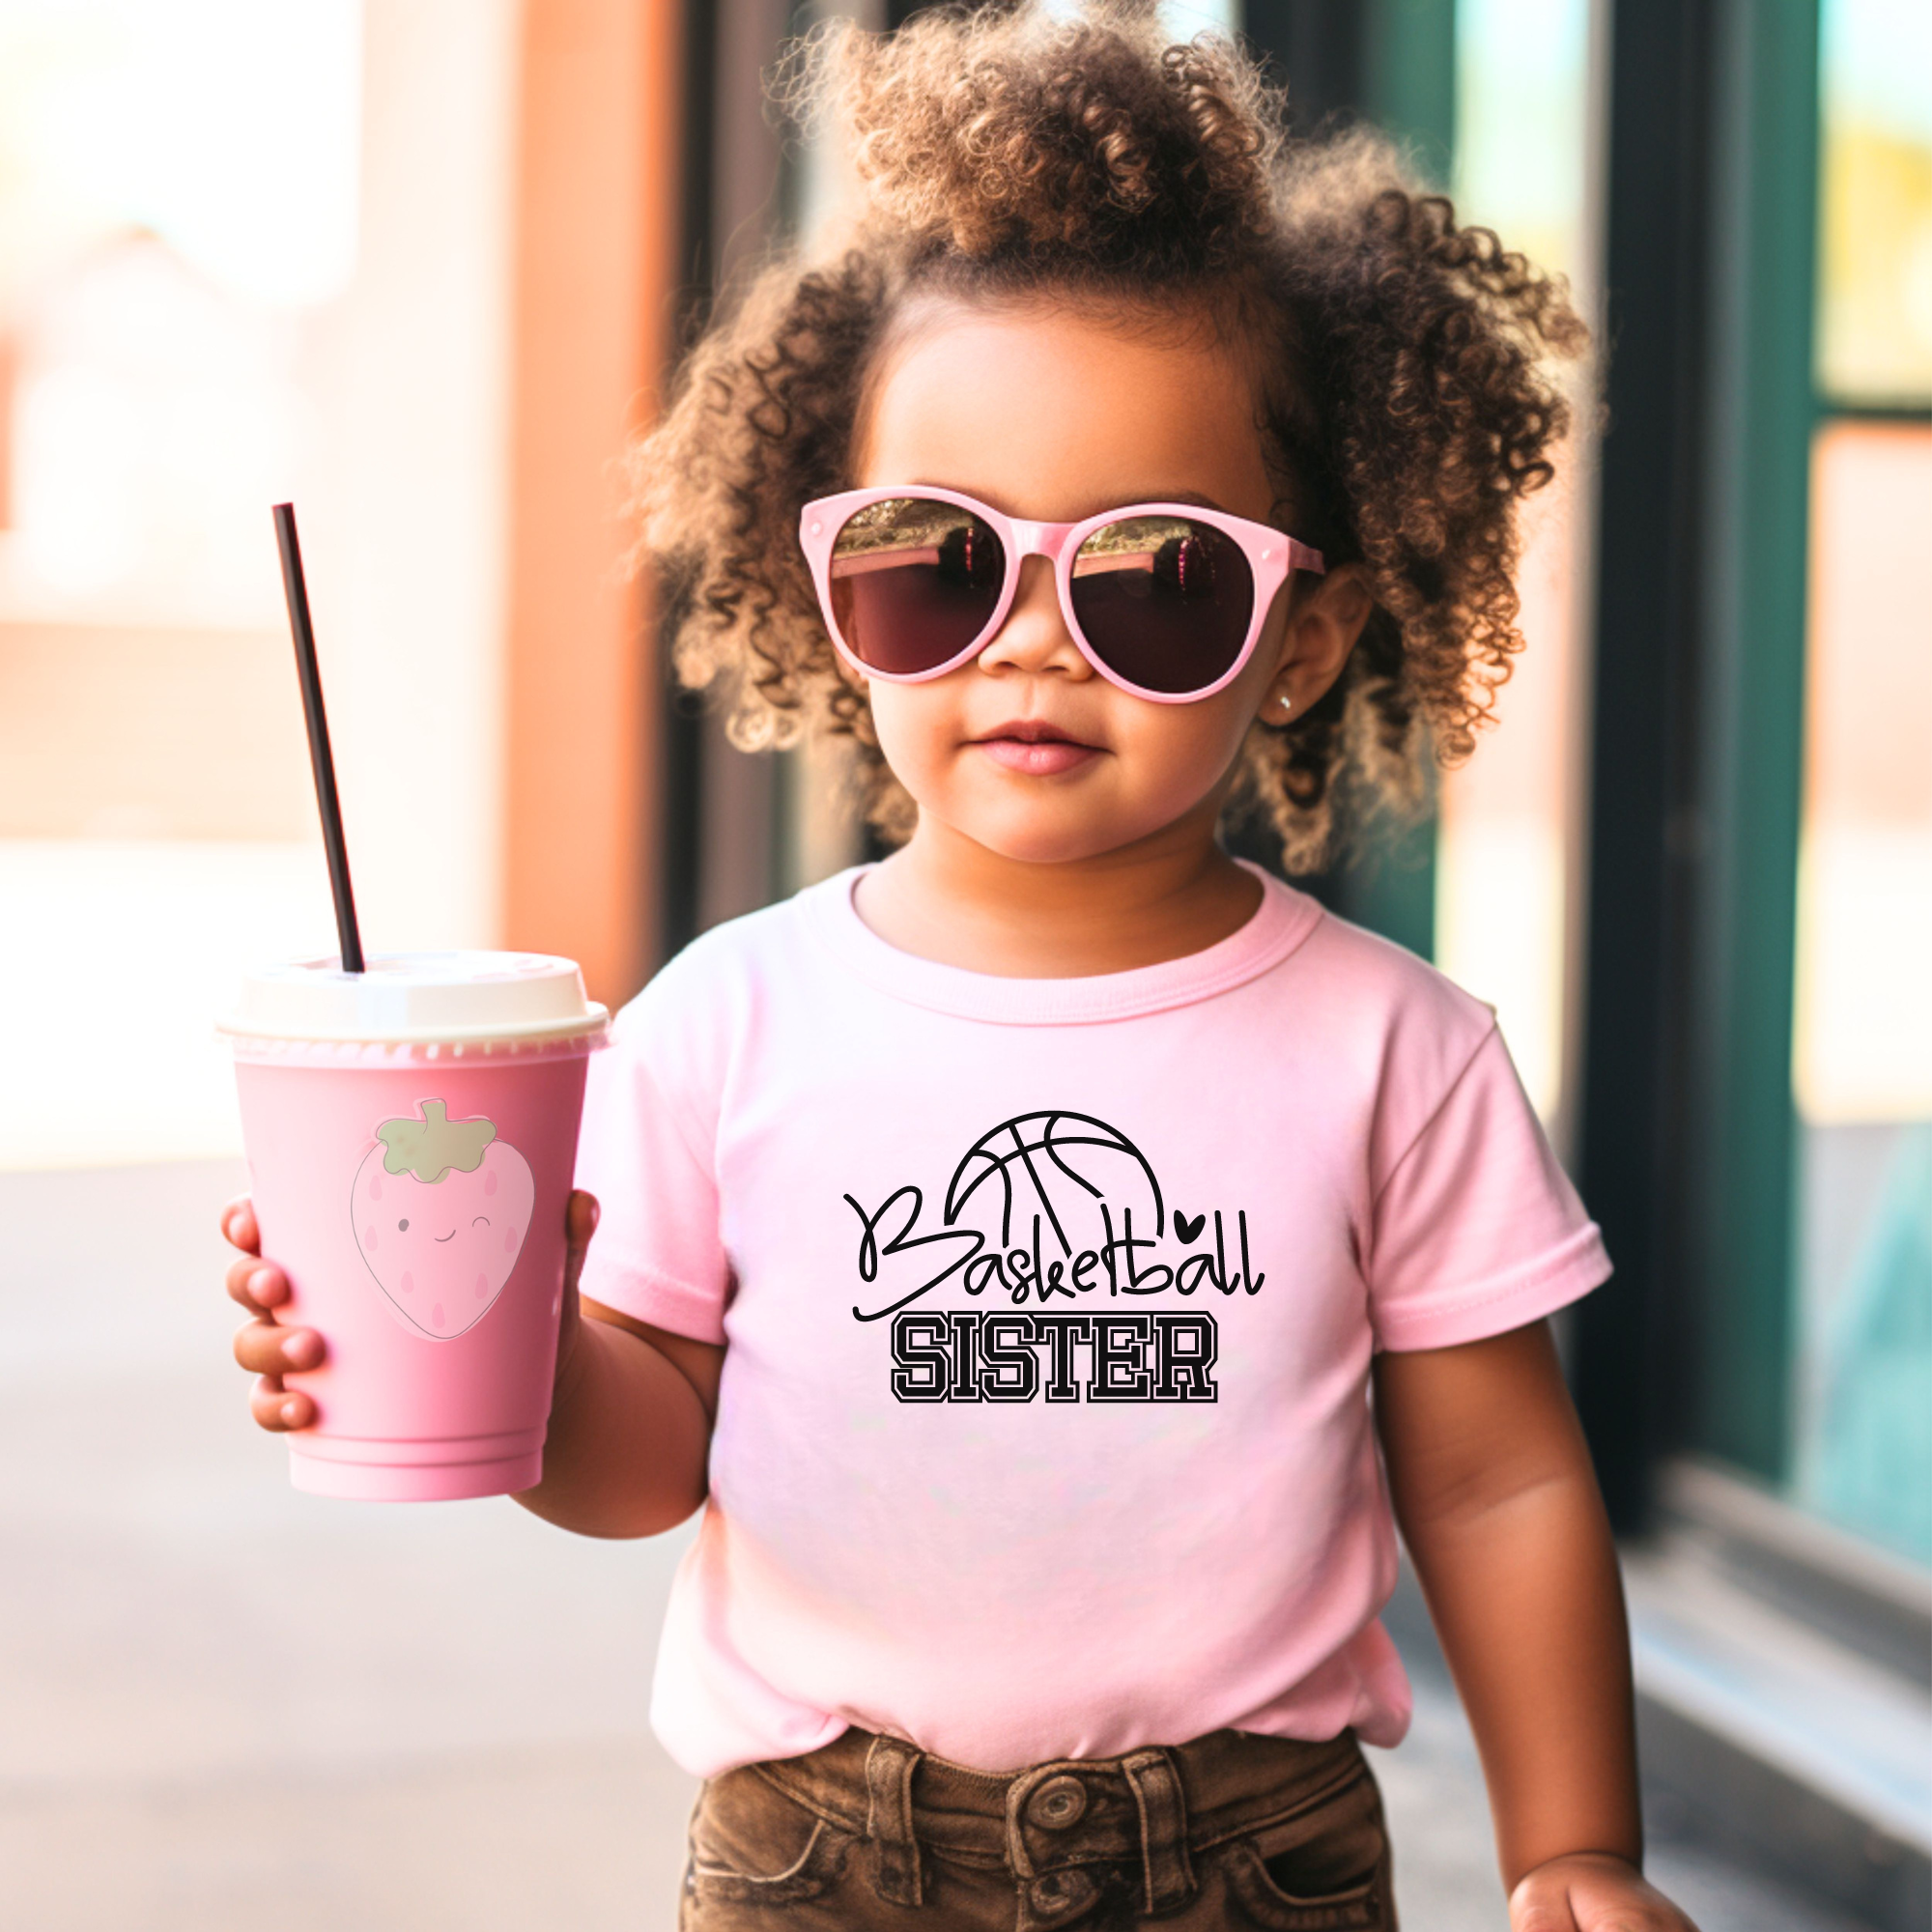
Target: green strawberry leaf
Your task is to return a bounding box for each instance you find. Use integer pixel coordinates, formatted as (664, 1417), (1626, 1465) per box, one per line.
(376, 1099), (497, 1184)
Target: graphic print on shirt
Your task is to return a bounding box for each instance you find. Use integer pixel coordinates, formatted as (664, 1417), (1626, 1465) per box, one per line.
(843, 1110), (1263, 1405)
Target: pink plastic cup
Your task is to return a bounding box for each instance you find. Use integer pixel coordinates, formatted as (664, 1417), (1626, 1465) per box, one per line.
(221, 952), (608, 1501)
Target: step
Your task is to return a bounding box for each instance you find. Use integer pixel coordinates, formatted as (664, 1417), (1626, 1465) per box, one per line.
(1626, 1524), (1931, 1930)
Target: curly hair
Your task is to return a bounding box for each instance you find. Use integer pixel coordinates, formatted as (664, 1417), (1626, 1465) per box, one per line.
(631, 2), (1586, 867)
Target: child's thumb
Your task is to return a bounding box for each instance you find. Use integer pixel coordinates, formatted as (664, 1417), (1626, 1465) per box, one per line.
(562, 1189), (600, 1291)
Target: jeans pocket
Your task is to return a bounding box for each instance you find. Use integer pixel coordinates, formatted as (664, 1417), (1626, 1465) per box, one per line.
(685, 1766), (859, 1909)
(1217, 1763), (1391, 1931)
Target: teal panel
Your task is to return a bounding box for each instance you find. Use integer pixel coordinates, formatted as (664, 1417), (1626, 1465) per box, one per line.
(1320, 781), (1439, 962)
(1804, 1125), (1932, 1561)
(1690, 0), (1822, 1480)
(1340, 0), (1457, 957)
(1365, 0), (1459, 185)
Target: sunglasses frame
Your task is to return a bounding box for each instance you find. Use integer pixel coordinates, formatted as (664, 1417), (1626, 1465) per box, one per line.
(799, 485), (1325, 703)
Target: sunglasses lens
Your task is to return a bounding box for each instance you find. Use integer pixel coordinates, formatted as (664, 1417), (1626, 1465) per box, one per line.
(1068, 517), (1254, 695)
(829, 497), (1007, 675)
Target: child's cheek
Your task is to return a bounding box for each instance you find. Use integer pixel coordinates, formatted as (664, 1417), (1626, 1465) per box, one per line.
(866, 682), (954, 793)
(1114, 694), (1263, 804)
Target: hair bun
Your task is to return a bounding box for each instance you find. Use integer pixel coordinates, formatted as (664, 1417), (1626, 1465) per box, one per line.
(812, 6), (1277, 270)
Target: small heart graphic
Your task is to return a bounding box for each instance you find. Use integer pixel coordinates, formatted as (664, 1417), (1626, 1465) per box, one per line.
(1175, 1210), (1206, 1243)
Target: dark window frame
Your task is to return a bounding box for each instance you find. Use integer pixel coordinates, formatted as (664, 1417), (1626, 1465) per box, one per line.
(1575, 0), (1823, 1528)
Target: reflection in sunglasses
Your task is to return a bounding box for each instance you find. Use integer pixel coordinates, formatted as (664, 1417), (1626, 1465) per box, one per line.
(1073, 515), (1197, 561)
(1074, 524), (1216, 603)
(1070, 549), (1158, 577)
(831, 547), (943, 578)
(833, 497), (976, 555)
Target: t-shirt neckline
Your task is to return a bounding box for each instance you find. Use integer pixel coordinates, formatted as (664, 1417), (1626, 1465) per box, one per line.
(802, 858), (1323, 1026)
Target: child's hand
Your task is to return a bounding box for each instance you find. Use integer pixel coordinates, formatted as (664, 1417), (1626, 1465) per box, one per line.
(222, 1189), (602, 1432)
(221, 1196), (325, 1432)
(548, 1188), (601, 1391)
(1510, 1853), (1699, 1931)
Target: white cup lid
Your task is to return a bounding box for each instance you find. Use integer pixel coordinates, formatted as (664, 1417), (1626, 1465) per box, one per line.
(220, 951), (610, 1045)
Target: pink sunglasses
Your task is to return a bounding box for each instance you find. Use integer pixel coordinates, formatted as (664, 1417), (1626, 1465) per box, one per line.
(799, 486), (1324, 702)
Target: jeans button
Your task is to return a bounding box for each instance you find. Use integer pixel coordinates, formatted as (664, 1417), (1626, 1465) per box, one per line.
(1030, 1868), (1095, 1917)
(1027, 1775), (1088, 1830)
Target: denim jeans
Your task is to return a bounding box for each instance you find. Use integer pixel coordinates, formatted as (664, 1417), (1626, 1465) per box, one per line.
(680, 1724), (1396, 1930)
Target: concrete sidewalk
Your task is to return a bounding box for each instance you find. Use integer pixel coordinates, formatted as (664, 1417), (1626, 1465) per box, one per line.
(0, 1162), (1870, 1929)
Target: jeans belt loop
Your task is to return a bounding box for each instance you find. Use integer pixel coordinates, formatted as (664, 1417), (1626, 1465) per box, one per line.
(1002, 1768), (1045, 1886)
(863, 1732), (924, 1907)
(1122, 1747), (1196, 1915)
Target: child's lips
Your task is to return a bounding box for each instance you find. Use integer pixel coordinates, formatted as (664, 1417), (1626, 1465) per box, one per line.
(973, 724), (1102, 776)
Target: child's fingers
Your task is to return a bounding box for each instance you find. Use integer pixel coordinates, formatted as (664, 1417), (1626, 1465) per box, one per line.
(226, 1255), (289, 1315)
(548, 1191), (600, 1394)
(233, 1318), (325, 1378)
(248, 1376), (315, 1433)
(1507, 1884), (1578, 1932)
(562, 1189), (600, 1294)
(220, 1195), (261, 1255)
(1509, 1856), (1698, 1932)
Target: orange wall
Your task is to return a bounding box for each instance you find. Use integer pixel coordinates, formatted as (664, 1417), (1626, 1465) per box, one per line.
(0, 623), (308, 838)
(502, 0), (680, 1008)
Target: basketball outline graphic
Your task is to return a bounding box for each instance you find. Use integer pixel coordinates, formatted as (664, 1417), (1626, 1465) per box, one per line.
(943, 1111), (1165, 1254)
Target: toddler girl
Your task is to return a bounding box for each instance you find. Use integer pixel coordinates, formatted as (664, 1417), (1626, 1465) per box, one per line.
(226, 10), (1697, 1928)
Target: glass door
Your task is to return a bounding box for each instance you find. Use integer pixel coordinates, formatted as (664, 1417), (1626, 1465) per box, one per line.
(1788, 0), (1932, 1565)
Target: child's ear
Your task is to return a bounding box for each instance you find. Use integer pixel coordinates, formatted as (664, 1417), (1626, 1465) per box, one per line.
(1261, 565), (1375, 720)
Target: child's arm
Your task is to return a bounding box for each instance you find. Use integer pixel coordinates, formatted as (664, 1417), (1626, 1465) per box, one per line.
(1374, 1318), (1697, 1932)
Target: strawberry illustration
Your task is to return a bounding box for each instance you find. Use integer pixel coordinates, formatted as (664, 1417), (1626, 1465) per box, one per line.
(351, 1100), (534, 1339)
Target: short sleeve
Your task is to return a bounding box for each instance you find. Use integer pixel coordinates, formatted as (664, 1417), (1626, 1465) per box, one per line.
(573, 1013), (731, 1345)
(1367, 1025), (1610, 1351)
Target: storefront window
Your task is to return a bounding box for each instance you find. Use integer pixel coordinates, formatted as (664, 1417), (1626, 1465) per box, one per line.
(1789, 0), (1932, 1563)
(1435, 0), (1595, 1129)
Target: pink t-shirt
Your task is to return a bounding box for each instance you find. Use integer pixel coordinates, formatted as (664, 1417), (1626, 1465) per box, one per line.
(576, 864), (1609, 1779)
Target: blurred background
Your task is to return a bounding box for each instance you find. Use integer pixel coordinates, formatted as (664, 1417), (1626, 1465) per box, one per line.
(0, 0), (1924, 1926)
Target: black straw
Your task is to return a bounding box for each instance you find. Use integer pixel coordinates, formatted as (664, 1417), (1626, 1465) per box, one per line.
(272, 502), (365, 975)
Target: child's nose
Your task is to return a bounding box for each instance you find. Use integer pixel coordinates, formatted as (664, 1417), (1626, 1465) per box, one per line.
(976, 555), (1090, 680)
